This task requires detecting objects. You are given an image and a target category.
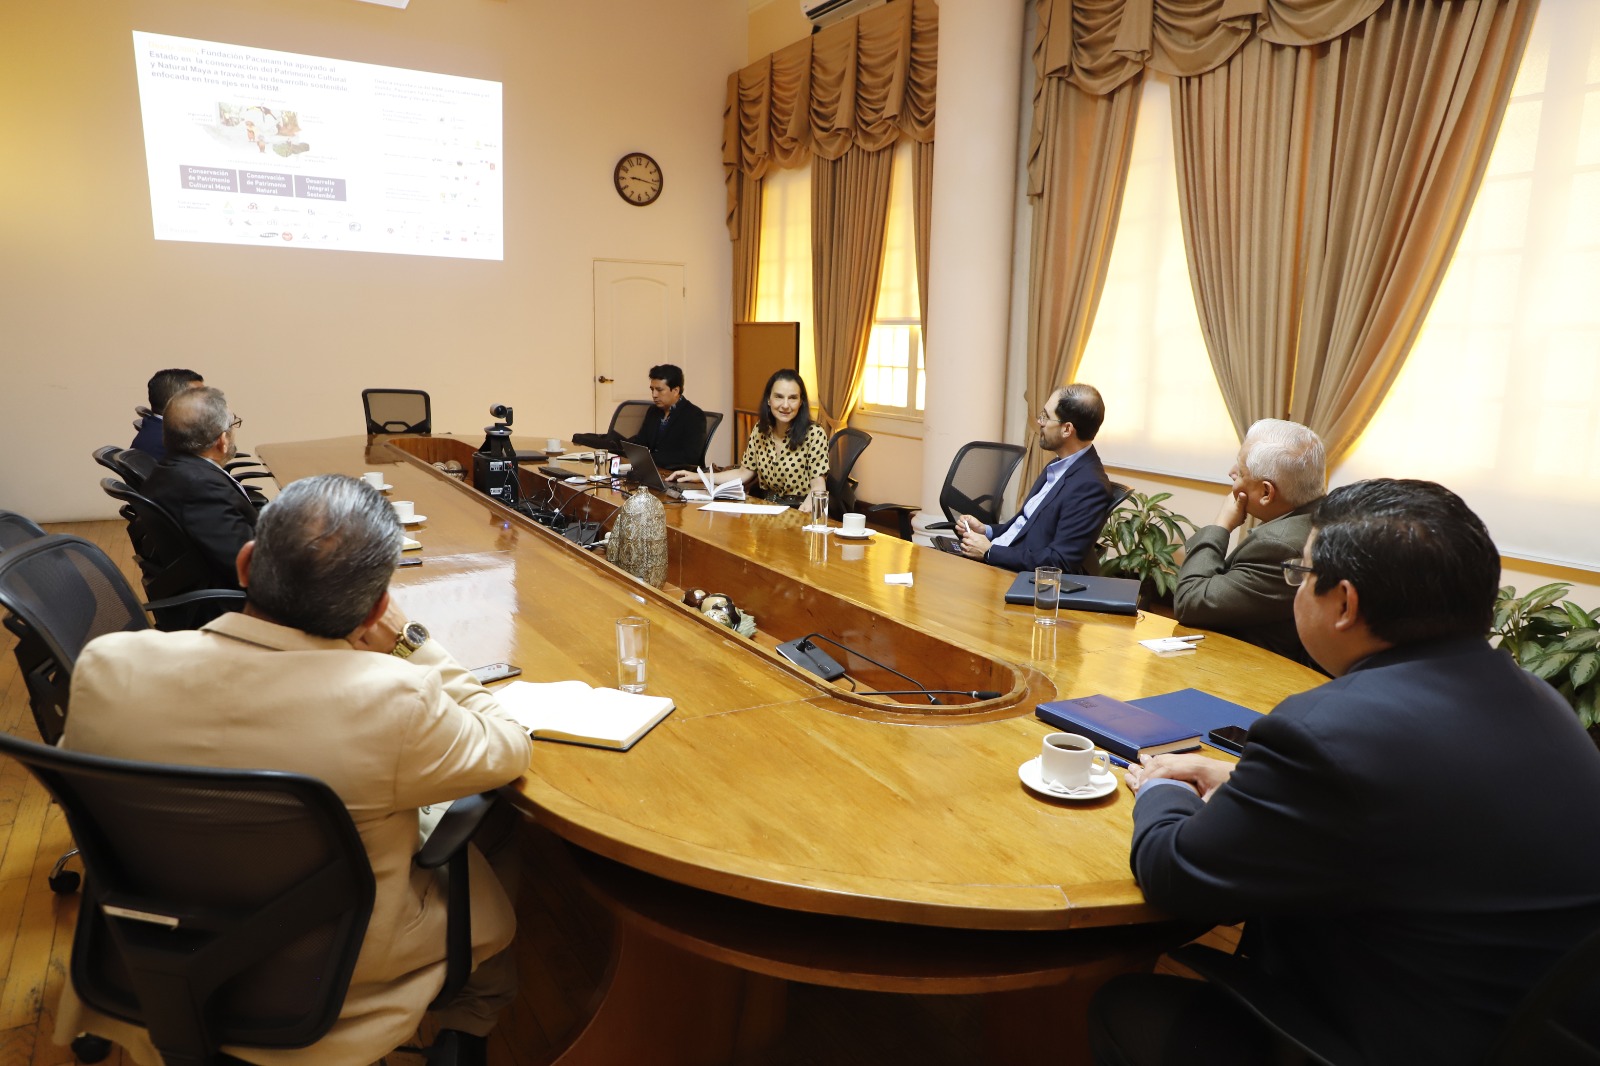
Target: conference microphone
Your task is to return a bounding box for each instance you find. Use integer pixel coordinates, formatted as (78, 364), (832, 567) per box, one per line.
(860, 689), (1004, 702)
(782, 633), (944, 703)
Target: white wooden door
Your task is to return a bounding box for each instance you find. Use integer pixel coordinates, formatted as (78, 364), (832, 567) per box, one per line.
(592, 260), (686, 430)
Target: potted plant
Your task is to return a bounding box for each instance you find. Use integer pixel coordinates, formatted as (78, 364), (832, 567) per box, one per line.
(1096, 491), (1197, 607)
(1493, 582), (1600, 733)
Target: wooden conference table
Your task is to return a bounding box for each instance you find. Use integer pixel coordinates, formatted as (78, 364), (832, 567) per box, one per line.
(258, 434), (1324, 1065)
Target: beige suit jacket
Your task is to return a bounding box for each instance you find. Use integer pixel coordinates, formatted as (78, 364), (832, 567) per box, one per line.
(54, 612), (533, 1065)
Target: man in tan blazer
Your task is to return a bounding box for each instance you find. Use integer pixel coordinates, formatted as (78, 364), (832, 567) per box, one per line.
(56, 474), (533, 1066)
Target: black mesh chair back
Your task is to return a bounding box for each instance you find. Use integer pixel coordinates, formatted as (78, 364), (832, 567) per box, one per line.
(606, 400), (654, 440)
(0, 732), (374, 1065)
(826, 428), (873, 515)
(699, 410), (725, 466)
(0, 510), (47, 550)
(938, 441), (1027, 529)
(362, 389), (432, 436)
(0, 535), (150, 744)
(114, 447), (158, 490)
(99, 479), (239, 632)
(1107, 480), (1134, 511)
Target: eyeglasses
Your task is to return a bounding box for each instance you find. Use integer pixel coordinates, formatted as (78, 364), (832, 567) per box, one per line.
(1281, 561), (1316, 587)
(1036, 411), (1062, 425)
(228, 416), (243, 431)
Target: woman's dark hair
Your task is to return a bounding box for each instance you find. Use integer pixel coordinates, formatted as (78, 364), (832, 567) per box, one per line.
(756, 369), (813, 449)
(1310, 479), (1500, 645)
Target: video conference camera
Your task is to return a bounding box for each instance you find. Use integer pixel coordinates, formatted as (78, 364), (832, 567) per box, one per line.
(489, 403), (513, 425)
(475, 402), (519, 503)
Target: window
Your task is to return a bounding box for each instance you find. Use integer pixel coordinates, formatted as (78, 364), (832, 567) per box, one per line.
(753, 139), (924, 420)
(859, 141), (924, 417)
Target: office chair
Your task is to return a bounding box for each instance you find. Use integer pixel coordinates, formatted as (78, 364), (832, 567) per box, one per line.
(1107, 480), (1134, 511)
(606, 400), (654, 440)
(1170, 934), (1600, 1066)
(0, 533), (242, 894)
(699, 410), (725, 467)
(100, 479), (247, 631)
(825, 428), (872, 517)
(871, 440), (1025, 542)
(0, 729), (505, 1066)
(363, 388), (433, 436)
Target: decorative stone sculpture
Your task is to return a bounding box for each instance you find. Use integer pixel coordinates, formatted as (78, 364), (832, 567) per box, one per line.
(608, 490), (667, 587)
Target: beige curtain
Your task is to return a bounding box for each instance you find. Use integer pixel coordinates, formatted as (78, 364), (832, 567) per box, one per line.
(726, 0), (938, 425)
(1020, 0), (1146, 493)
(1288, 0), (1537, 460)
(811, 145), (896, 428)
(912, 140), (934, 335)
(1174, 0), (1537, 455)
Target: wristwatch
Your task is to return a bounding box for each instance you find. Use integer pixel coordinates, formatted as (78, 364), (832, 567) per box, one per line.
(391, 621), (429, 659)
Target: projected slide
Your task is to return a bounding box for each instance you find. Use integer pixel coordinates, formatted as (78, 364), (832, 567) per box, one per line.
(131, 32), (503, 260)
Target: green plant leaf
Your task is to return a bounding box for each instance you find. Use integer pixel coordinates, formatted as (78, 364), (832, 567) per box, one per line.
(1572, 651), (1600, 688)
(1563, 602), (1594, 629)
(1531, 651), (1577, 680)
(1559, 631), (1600, 653)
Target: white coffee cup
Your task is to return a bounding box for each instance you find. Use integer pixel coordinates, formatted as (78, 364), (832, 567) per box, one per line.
(362, 471), (385, 490)
(841, 512), (867, 535)
(392, 500), (416, 521)
(545, 437), (563, 453)
(1040, 733), (1112, 790)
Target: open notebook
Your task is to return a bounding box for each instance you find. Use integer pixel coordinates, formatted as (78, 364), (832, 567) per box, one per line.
(491, 680), (674, 751)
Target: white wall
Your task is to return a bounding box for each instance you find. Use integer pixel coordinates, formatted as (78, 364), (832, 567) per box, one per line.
(0, 0), (744, 522)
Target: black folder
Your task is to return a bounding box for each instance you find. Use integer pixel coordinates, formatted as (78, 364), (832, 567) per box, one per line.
(1004, 571), (1141, 616)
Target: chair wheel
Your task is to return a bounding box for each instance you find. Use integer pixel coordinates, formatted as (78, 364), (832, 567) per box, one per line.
(49, 870), (81, 894)
(72, 1034), (112, 1062)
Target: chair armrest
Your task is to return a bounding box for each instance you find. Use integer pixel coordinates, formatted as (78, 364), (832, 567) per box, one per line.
(1167, 945), (1359, 1066)
(923, 520), (954, 531)
(866, 502), (917, 541)
(224, 460), (265, 472)
(143, 589), (246, 614)
(415, 791), (499, 869)
(232, 472), (275, 482)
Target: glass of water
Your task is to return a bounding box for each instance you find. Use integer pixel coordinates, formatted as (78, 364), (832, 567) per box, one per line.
(615, 616), (650, 693)
(810, 489), (829, 530)
(1034, 566), (1062, 626)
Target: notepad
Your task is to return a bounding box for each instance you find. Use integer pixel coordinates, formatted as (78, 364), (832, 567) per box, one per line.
(491, 680), (674, 751)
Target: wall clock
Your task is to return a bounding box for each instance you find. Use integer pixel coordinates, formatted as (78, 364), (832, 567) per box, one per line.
(614, 152), (663, 206)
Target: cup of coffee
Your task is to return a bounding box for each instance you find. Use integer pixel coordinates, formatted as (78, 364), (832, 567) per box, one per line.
(1040, 733), (1112, 790)
(362, 471), (385, 490)
(841, 512), (867, 535)
(392, 500), (416, 522)
(545, 437), (562, 453)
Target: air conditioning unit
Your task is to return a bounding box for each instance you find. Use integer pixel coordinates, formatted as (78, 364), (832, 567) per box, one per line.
(801, 0), (886, 30)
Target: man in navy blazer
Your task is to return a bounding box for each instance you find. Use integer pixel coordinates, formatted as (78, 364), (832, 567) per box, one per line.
(955, 383), (1112, 573)
(1092, 480), (1600, 1065)
(141, 386), (258, 589)
(129, 367), (204, 460)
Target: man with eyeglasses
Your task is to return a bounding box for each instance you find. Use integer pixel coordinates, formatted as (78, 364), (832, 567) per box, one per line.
(953, 383), (1113, 573)
(1089, 479), (1600, 1065)
(141, 385), (259, 589)
(1173, 419), (1326, 668)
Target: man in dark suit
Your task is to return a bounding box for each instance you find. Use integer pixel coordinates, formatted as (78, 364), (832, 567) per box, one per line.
(954, 383), (1112, 573)
(624, 363), (707, 471)
(1174, 419), (1325, 666)
(1092, 479), (1600, 1066)
(141, 386), (258, 589)
(129, 368), (204, 459)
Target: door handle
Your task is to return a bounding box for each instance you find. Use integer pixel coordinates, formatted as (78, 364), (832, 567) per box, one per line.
(597, 376), (614, 384)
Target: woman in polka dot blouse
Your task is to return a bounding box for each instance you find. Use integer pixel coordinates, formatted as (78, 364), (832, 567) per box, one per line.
(668, 369), (828, 504)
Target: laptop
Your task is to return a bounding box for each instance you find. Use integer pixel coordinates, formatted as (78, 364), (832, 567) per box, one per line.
(616, 440), (682, 498)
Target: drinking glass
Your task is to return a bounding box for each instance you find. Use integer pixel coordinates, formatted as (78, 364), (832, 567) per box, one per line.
(1034, 566), (1062, 626)
(615, 616), (650, 693)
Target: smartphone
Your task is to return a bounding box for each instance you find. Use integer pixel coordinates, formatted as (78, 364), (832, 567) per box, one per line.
(471, 663), (523, 684)
(398, 557), (423, 568)
(934, 535), (964, 555)
(1207, 725), (1250, 756)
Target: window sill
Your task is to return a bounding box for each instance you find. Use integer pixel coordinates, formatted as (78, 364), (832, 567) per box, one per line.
(851, 409), (924, 441)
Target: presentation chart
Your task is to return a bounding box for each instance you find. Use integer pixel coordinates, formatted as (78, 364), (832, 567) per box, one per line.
(132, 32), (503, 260)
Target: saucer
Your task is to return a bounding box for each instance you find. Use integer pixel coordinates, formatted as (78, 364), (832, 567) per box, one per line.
(399, 514), (427, 525)
(401, 536), (422, 551)
(367, 482), (394, 492)
(833, 528), (877, 540)
(1018, 756), (1117, 801)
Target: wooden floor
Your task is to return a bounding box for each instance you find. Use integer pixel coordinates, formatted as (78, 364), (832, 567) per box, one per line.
(0, 519), (1228, 1065)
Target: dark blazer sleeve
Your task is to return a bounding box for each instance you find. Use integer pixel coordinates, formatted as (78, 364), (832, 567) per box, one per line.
(985, 450), (1112, 574)
(130, 416), (165, 460)
(146, 457), (258, 585)
(1129, 690), (1367, 922)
